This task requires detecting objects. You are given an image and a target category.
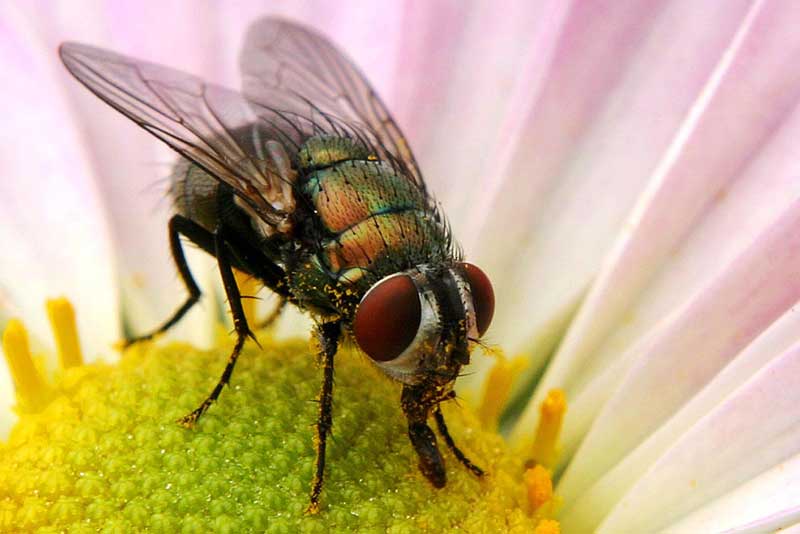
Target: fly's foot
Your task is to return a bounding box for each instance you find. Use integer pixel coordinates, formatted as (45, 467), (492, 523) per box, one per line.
(116, 333), (157, 351)
(177, 399), (213, 428)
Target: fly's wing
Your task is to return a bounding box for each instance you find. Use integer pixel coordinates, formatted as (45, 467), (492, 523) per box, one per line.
(240, 17), (427, 195)
(59, 43), (294, 226)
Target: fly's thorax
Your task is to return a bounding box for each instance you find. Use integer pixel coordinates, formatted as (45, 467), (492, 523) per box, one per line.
(351, 263), (492, 387)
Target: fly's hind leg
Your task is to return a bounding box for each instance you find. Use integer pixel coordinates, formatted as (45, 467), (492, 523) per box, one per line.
(306, 321), (342, 514)
(123, 215), (211, 348)
(177, 227), (258, 427)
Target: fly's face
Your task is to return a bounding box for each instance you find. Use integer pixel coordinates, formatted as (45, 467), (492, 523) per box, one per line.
(352, 262), (495, 487)
(353, 263), (495, 385)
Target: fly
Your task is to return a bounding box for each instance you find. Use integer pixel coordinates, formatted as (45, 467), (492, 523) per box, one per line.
(59, 17), (496, 513)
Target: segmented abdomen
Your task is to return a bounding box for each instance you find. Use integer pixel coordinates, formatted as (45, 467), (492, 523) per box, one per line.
(299, 137), (444, 284)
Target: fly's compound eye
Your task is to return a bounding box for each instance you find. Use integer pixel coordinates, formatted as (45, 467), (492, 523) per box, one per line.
(354, 274), (421, 362)
(460, 263), (495, 336)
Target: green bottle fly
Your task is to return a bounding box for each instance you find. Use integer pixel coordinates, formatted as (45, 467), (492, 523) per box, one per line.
(60, 16), (496, 513)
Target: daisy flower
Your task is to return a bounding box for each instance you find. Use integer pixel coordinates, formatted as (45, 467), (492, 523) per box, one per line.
(2, 1), (800, 532)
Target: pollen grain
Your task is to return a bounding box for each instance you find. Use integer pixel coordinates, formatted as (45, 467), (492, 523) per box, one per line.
(534, 518), (561, 534)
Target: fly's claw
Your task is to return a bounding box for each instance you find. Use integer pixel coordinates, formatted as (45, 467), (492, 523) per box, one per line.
(177, 401), (213, 428)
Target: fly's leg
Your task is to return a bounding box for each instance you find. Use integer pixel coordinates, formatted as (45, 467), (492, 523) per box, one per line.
(402, 385), (446, 488)
(123, 215), (210, 347)
(177, 227), (257, 427)
(408, 420), (446, 488)
(434, 406), (484, 477)
(306, 321), (342, 515)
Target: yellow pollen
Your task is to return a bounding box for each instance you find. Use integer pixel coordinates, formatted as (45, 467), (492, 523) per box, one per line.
(234, 270), (259, 328)
(534, 518), (561, 534)
(477, 353), (527, 431)
(46, 297), (83, 369)
(531, 389), (567, 469)
(2, 319), (49, 411)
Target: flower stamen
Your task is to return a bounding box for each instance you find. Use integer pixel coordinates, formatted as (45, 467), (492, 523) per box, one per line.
(2, 319), (49, 411)
(45, 297), (83, 369)
(531, 389), (566, 469)
(477, 353), (527, 431)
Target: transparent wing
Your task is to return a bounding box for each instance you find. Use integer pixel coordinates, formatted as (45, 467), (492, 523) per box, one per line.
(59, 42), (294, 226)
(240, 17), (427, 194)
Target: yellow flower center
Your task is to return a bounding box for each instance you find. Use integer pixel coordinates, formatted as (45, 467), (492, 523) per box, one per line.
(1, 299), (563, 532)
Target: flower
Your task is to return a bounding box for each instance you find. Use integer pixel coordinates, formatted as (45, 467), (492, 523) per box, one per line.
(3, 1), (800, 532)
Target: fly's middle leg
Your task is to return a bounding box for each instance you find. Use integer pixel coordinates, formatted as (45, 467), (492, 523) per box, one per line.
(434, 406), (484, 477)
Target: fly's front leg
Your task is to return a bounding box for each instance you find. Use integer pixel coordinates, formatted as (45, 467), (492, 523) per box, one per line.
(401, 385), (446, 488)
(434, 406), (484, 477)
(177, 226), (256, 427)
(306, 321), (342, 515)
(123, 215), (212, 347)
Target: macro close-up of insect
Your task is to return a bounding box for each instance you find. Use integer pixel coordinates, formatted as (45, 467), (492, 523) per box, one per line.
(6, 2), (800, 532)
(59, 17), (496, 513)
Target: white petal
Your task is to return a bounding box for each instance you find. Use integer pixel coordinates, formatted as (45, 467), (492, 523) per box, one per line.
(0, 6), (119, 353)
(559, 301), (800, 529)
(591, 340), (800, 533)
(0, 5), (120, 435)
(15, 1), (236, 345)
(557, 193), (800, 520)
(459, 0), (765, 400)
(415, 0), (569, 226)
(666, 458), (800, 534)
(507, 0), (800, 446)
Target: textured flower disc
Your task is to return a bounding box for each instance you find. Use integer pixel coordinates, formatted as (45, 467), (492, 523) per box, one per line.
(0, 335), (549, 533)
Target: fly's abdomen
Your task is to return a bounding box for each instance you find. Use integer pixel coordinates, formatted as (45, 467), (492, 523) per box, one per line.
(298, 136), (445, 284)
(325, 211), (440, 272)
(303, 159), (425, 232)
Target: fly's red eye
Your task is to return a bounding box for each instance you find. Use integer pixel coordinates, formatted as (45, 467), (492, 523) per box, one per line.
(354, 274), (421, 362)
(460, 263), (495, 336)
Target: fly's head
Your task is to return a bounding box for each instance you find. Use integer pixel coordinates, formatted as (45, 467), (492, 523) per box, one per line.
(351, 262), (495, 487)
